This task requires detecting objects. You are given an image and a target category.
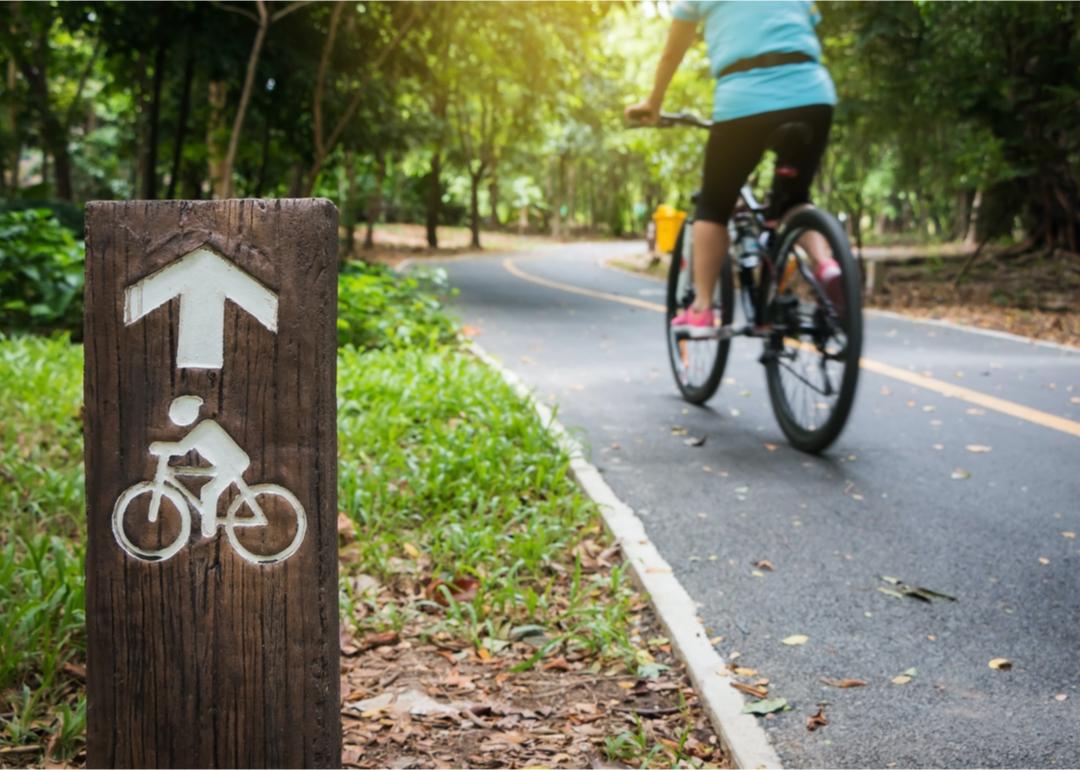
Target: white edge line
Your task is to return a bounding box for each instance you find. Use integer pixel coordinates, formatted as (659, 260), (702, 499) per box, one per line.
(865, 308), (1079, 354)
(467, 340), (783, 770)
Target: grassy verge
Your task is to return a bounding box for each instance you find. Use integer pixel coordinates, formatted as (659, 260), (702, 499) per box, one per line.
(0, 263), (721, 768)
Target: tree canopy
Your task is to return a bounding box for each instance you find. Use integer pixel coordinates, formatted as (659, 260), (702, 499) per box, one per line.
(1, 1), (1077, 253)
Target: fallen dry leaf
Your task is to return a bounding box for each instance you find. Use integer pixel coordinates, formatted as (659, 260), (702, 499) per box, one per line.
(460, 325), (482, 337)
(753, 559), (775, 571)
(338, 512), (357, 543)
(62, 662), (87, 680)
(741, 698), (789, 715)
(806, 706), (828, 731)
(891, 667), (918, 685)
(782, 634), (809, 646)
(988, 658), (1013, 670)
(733, 667), (758, 677)
(730, 682), (769, 699)
(764, 442), (779, 452)
(820, 677), (867, 689)
(965, 444), (992, 453)
(1062, 531), (1076, 540)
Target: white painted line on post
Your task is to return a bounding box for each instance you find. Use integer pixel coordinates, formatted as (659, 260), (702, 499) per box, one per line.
(469, 341), (783, 770)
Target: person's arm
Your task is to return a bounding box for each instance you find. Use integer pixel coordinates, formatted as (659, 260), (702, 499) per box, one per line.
(625, 19), (698, 124)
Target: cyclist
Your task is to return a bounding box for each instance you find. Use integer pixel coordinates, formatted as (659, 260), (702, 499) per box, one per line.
(149, 395), (250, 538)
(626, 1), (842, 332)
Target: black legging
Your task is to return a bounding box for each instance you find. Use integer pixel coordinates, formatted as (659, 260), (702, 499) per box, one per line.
(695, 103), (833, 224)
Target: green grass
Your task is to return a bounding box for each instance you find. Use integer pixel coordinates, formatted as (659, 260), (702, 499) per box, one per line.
(0, 264), (645, 762)
(337, 347), (639, 667)
(0, 335), (85, 759)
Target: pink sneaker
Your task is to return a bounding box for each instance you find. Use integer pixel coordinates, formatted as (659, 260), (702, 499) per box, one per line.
(816, 259), (845, 316)
(671, 305), (717, 337)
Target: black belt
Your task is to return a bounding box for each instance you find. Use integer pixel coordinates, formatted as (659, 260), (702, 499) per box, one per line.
(718, 52), (816, 79)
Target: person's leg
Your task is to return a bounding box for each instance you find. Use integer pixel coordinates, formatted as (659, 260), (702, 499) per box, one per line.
(691, 219), (729, 312)
(769, 105), (834, 271)
(197, 472), (230, 538)
(686, 118), (764, 317)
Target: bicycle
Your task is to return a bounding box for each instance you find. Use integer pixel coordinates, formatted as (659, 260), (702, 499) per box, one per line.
(633, 111), (862, 453)
(112, 451), (307, 565)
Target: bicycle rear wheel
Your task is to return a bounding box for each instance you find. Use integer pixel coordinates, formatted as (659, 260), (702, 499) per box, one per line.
(665, 220), (734, 405)
(763, 207), (862, 453)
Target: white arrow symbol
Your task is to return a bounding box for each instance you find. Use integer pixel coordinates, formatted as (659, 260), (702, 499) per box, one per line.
(124, 247), (278, 369)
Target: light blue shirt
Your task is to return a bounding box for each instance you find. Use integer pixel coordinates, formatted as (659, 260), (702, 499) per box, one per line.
(671, 1), (837, 122)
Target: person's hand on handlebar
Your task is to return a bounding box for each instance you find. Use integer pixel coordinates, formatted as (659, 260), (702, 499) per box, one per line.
(624, 99), (660, 126)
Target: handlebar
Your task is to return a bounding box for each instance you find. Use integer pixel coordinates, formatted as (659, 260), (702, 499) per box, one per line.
(625, 110), (712, 130)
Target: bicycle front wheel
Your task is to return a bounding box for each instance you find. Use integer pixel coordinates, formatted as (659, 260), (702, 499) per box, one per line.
(225, 484), (307, 565)
(763, 207), (862, 453)
(665, 220), (734, 405)
(112, 482), (191, 562)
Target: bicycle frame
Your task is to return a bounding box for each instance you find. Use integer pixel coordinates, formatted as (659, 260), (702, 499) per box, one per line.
(147, 454), (267, 530)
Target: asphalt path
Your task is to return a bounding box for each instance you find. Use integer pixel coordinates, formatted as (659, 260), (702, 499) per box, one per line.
(433, 241), (1080, 769)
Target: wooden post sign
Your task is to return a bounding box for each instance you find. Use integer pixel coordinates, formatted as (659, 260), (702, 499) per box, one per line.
(83, 200), (341, 768)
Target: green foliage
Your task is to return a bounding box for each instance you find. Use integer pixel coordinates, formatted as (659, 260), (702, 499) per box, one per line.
(337, 262), (459, 351)
(0, 335), (84, 759)
(819, 2), (1080, 248)
(0, 210), (85, 335)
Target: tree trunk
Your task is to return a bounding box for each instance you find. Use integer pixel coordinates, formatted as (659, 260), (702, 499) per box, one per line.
(19, 58), (73, 200)
(206, 80), (229, 197)
(469, 168), (482, 249)
(141, 40), (167, 199)
(220, 12), (269, 198)
(363, 154), (385, 251)
(425, 150), (441, 248)
(342, 150), (357, 259)
(565, 160), (576, 234)
(4, 59), (18, 191)
(548, 157), (562, 239)
(487, 177), (501, 228)
(253, 113), (271, 198)
(166, 41), (195, 200)
(288, 162), (305, 197)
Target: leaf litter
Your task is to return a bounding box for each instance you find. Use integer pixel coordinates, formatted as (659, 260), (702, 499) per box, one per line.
(806, 706), (829, 731)
(877, 576), (957, 603)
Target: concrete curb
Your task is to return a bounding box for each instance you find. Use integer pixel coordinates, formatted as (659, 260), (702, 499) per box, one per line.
(468, 341), (783, 770)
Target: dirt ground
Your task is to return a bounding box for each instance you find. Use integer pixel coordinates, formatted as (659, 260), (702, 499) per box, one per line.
(347, 223), (558, 269)
(864, 249), (1079, 347)
(339, 614), (727, 769)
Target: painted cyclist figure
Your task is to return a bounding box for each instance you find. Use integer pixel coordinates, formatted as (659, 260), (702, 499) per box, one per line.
(149, 395), (251, 538)
(626, 1), (843, 332)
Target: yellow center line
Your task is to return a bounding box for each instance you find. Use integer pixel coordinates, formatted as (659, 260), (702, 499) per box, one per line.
(502, 257), (1080, 439)
(503, 257), (666, 312)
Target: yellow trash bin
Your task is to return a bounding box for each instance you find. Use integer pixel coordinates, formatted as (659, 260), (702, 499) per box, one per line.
(652, 204), (687, 253)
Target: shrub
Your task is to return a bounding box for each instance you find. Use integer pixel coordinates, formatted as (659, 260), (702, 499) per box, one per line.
(337, 261), (458, 351)
(0, 209), (85, 336)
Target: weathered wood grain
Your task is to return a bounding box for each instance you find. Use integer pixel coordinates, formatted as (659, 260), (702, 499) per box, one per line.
(83, 199), (340, 768)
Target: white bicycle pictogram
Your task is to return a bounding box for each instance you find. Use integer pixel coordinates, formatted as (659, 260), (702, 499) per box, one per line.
(112, 395), (307, 565)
